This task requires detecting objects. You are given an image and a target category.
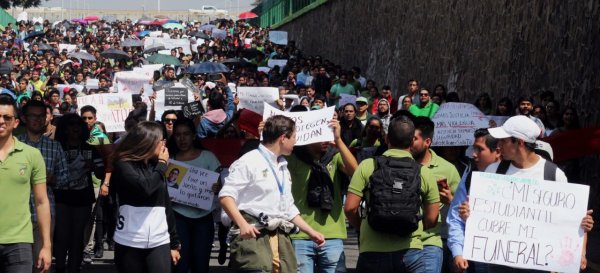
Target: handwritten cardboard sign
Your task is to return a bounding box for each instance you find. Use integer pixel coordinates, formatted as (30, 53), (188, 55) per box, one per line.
(115, 71), (152, 94)
(262, 102), (335, 146)
(432, 103), (490, 147)
(165, 87), (189, 106)
(237, 87), (280, 114)
(166, 160), (220, 210)
(182, 101), (204, 118)
(154, 84), (195, 118)
(269, 31), (288, 45)
(77, 93), (133, 133)
(463, 172), (589, 273)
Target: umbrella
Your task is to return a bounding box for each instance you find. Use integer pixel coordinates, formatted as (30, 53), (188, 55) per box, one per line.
(187, 62), (230, 74)
(69, 51), (96, 61)
(137, 30), (151, 37)
(0, 61), (13, 75)
(70, 18), (89, 25)
(100, 48), (129, 60)
(162, 23), (184, 30)
(211, 29), (227, 40)
(154, 15), (169, 19)
(143, 45), (165, 54)
(188, 31), (210, 39)
(122, 38), (144, 47)
(146, 54), (181, 65)
(166, 19), (179, 23)
(238, 11), (258, 20)
(24, 31), (45, 40)
(199, 24), (216, 31)
(36, 43), (54, 51)
(222, 57), (254, 67)
(242, 48), (263, 59)
(84, 15), (99, 21)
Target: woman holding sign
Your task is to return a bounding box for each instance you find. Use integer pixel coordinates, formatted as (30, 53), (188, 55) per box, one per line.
(167, 118), (223, 273)
(111, 121), (181, 273)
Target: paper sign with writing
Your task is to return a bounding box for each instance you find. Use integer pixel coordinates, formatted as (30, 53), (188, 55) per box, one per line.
(86, 79), (99, 90)
(182, 101), (204, 118)
(269, 31), (288, 45)
(166, 160), (220, 210)
(267, 59), (287, 73)
(339, 94), (357, 108)
(165, 87), (189, 106)
(59, 44), (77, 53)
(77, 93), (133, 132)
(262, 102), (335, 146)
(143, 37), (192, 55)
(237, 87), (280, 114)
(154, 85), (195, 118)
(432, 103), (490, 147)
(463, 172), (589, 273)
(115, 71), (152, 94)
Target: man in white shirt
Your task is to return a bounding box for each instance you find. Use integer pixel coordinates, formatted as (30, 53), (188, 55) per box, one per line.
(220, 115), (325, 273)
(459, 115), (594, 272)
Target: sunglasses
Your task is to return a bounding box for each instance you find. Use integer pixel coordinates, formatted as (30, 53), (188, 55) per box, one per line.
(164, 118), (176, 124)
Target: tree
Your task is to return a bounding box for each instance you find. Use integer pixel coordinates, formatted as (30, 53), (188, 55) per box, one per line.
(0, 0), (46, 9)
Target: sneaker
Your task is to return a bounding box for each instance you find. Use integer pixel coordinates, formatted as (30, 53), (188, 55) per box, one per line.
(83, 252), (93, 264)
(94, 245), (104, 259)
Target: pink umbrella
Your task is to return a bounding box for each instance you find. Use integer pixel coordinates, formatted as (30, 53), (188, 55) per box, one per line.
(84, 15), (99, 21)
(238, 11), (258, 20)
(71, 18), (89, 25)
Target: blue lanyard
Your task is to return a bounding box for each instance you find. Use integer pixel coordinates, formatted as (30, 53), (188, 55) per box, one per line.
(257, 147), (285, 195)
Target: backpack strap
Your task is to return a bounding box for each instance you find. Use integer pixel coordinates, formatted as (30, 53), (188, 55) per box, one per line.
(496, 160), (511, 175)
(543, 160), (557, 181)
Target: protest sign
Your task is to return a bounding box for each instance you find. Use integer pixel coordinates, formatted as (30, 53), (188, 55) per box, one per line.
(143, 37), (192, 55)
(267, 59), (287, 73)
(269, 31), (288, 45)
(59, 44), (77, 53)
(165, 87), (189, 106)
(77, 93), (133, 132)
(339, 94), (357, 107)
(86, 79), (99, 90)
(463, 172), (589, 273)
(182, 101), (204, 119)
(487, 115), (510, 128)
(154, 84), (195, 117)
(257, 67), (271, 73)
(431, 103), (489, 146)
(237, 87), (279, 114)
(115, 71), (152, 94)
(263, 102), (335, 145)
(165, 160), (219, 210)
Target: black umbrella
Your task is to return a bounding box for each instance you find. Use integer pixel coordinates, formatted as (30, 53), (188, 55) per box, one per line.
(222, 57), (255, 67)
(242, 48), (263, 59)
(24, 31), (46, 41)
(188, 31), (210, 40)
(100, 48), (129, 60)
(143, 45), (165, 54)
(187, 62), (230, 74)
(0, 61), (13, 75)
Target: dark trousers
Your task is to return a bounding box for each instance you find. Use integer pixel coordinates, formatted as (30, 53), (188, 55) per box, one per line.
(54, 203), (92, 273)
(94, 195), (116, 248)
(115, 243), (171, 273)
(173, 212), (215, 273)
(357, 248), (425, 273)
(0, 243), (32, 273)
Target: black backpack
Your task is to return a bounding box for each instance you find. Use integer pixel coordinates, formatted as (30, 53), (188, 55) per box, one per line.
(364, 156), (423, 236)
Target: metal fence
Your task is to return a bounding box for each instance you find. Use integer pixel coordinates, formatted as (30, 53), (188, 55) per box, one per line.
(252, 0), (327, 28)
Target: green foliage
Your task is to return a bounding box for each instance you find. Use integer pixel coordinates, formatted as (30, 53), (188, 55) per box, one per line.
(0, 0), (45, 9)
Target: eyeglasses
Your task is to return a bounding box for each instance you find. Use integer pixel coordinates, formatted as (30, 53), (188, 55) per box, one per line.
(0, 114), (15, 122)
(419, 93), (429, 97)
(164, 118), (176, 124)
(82, 116), (95, 120)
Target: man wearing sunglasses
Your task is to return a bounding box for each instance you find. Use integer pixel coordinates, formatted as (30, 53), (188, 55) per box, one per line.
(409, 89), (440, 118)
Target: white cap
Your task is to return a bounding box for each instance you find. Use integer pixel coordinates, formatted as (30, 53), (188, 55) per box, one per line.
(488, 115), (540, 143)
(535, 140), (554, 160)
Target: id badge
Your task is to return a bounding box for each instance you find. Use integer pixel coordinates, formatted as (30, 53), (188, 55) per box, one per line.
(279, 195), (287, 212)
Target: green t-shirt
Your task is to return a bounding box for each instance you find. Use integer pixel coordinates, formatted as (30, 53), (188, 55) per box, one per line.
(419, 150), (461, 247)
(408, 101), (440, 118)
(330, 83), (357, 107)
(0, 137), (47, 244)
(347, 149), (440, 253)
(287, 153), (347, 240)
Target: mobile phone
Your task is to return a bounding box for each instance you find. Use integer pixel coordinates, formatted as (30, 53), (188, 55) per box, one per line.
(436, 178), (448, 189)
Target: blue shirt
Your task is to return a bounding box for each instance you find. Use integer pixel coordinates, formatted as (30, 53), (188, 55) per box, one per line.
(446, 165), (472, 257)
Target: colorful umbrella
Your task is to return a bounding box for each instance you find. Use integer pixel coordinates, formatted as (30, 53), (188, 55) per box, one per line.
(238, 11), (258, 20)
(162, 23), (184, 30)
(84, 15), (99, 21)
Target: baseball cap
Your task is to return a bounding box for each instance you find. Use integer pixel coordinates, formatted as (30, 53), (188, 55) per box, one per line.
(488, 115), (540, 143)
(534, 140), (554, 161)
(356, 97), (368, 104)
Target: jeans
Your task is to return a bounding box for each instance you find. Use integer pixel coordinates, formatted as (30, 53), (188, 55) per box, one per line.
(173, 212), (215, 273)
(54, 203), (92, 273)
(115, 243), (171, 273)
(422, 245), (443, 273)
(357, 248), (425, 273)
(0, 243), (33, 273)
(487, 264), (547, 273)
(293, 239), (346, 273)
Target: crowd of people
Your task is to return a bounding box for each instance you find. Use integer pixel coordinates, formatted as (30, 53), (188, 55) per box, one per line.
(0, 14), (595, 273)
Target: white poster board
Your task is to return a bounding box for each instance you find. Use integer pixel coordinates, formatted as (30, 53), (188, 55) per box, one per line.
(144, 37), (192, 55)
(77, 93), (133, 132)
(431, 103), (490, 146)
(339, 94), (357, 107)
(59, 44), (77, 53)
(269, 30), (288, 45)
(486, 115), (510, 128)
(166, 160), (220, 210)
(463, 172), (589, 273)
(154, 85), (195, 118)
(263, 102), (335, 146)
(114, 71), (152, 94)
(237, 87), (280, 114)
(267, 59), (287, 73)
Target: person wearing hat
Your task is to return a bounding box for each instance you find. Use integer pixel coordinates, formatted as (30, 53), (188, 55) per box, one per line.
(458, 115), (594, 272)
(355, 97), (372, 126)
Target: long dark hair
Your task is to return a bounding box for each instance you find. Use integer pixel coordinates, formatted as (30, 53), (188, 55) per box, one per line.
(55, 113), (90, 149)
(114, 121), (165, 162)
(167, 118), (204, 155)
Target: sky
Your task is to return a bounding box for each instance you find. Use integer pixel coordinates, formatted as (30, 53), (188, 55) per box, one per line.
(40, 0), (255, 12)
